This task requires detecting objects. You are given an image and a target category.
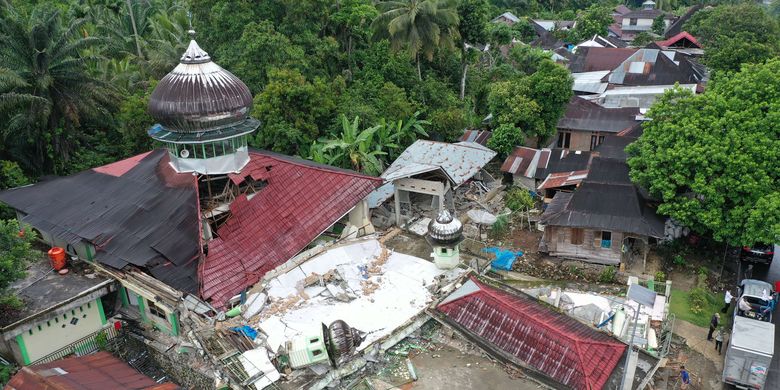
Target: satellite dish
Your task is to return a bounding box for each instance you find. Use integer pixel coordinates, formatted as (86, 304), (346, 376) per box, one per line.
(179, 148), (190, 158)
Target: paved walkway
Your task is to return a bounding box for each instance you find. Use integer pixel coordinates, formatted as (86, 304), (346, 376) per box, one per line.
(673, 319), (724, 372)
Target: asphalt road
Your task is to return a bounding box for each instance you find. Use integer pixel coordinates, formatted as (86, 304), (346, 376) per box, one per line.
(741, 245), (780, 389)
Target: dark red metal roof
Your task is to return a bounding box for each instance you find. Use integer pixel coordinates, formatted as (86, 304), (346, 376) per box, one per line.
(200, 150), (382, 307)
(437, 277), (626, 390)
(4, 352), (180, 390)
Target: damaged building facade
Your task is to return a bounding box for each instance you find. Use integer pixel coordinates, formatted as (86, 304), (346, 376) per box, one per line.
(0, 32), (384, 387)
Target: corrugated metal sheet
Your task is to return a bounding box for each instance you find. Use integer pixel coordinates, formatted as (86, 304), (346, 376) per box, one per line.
(500, 146), (551, 178)
(537, 170), (589, 190)
(0, 150), (201, 294)
(5, 352), (180, 390)
(437, 277), (626, 390)
(557, 97), (639, 133)
(367, 141), (495, 208)
(459, 130), (492, 146)
(201, 151), (382, 308)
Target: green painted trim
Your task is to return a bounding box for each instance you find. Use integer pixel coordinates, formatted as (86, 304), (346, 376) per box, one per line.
(168, 312), (179, 336)
(119, 286), (129, 308)
(85, 244), (93, 262)
(137, 295), (148, 322)
(96, 298), (107, 325)
(16, 334), (30, 365)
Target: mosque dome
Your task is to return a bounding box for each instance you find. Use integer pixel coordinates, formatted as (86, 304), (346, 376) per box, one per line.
(148, 31), (253, 133)
(428, 210), (463, 244)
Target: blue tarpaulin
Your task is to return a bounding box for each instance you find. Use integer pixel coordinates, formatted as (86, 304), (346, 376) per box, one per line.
(230, 325), (258, 340)
(482, 247), (524, 271)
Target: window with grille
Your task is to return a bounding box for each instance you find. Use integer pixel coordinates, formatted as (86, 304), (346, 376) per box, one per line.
(147, 301), (167, 321)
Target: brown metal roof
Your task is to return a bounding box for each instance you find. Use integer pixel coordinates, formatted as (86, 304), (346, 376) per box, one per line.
(569, 47), (637, 73)
(4, 352), (180, 390)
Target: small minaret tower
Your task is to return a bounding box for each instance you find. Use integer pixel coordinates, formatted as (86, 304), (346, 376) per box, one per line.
(147, 30), (259, 174)
(426, 210), (464, 269)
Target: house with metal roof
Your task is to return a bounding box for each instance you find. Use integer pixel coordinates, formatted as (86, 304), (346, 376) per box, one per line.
(555, 96), (640, 151)
(430, 275), (628, 389)
(539, 156), (665, 266)
(4, 351), (180, 389)
(366, 140), (495, 225)
(0, 256), (114, 366)
(620, 1), (676, 41)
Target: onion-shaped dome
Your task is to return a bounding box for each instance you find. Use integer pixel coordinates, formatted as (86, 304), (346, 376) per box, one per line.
(428, 210), (463, 244)
(148, 31), (253, 133)
(326, 320), (363, 361)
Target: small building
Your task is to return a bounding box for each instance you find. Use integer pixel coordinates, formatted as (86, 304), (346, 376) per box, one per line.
(491, 11), (520, 26)
(539, 157), (665, 265)
(366, 140), (496, 226)
(0, 256), (114, 366)
(620, 1), (676, 40)
(555, 96), (640, 151)
(4, 351), (180, 389)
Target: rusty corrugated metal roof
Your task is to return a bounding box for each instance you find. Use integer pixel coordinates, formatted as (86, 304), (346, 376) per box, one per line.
(436, 276), (626, 390)
(4, 352), (180, 390)
(537, 169), (589, 190)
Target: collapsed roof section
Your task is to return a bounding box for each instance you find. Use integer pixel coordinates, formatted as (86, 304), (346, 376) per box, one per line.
(434, 276), (626, 389)
(200, 150), (382, 307)
(0, 150), (201, 294)
(366, 140), (496, 208)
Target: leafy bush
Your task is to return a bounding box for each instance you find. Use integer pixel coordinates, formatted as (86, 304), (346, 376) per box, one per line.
(598, 265), (616, 284)
(654, 271), (666, 282)
(673, 254), (686, 267)
(505, 187), (535, 212)
(688, 287), (708, 314)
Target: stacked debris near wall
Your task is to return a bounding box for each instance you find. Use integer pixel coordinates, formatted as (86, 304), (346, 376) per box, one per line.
(106, 327), (216, 390)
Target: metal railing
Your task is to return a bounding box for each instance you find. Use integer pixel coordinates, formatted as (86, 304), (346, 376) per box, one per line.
(659, 313), (676, 357)
(29, 326), (118, 366)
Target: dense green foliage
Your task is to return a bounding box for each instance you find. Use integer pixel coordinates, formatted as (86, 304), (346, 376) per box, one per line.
(571, 4), (613, 41)
(628, 59), (780, 246)
(0, 219), (37, 296)
(685, 4), (780, 73)
(0, 0), (583, 179)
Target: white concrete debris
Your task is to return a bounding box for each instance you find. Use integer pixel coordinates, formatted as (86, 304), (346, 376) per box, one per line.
(257, 239), (462, 354)
(239, 348), (280, 388)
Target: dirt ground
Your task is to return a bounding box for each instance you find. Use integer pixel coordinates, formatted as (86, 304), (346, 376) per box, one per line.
(654, 340), (723, 390)
(407, 343), (539, 390)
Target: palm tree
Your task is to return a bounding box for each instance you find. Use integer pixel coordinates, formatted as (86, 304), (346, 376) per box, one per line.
(0, 7), (119, 173)
(322, 115), (387, 175)
(371, 0), (460, 80)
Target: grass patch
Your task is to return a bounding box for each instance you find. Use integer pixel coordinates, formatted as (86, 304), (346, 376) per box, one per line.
(669, 288), (729, 328)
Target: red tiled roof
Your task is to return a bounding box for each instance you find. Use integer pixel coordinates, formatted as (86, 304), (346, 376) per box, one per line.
(437, 277), (626, 390)
(654, 31), (701, 49)
(200, 151), (383, 307)
(4, 352), (180, 390)
(537, 169), (589, 191)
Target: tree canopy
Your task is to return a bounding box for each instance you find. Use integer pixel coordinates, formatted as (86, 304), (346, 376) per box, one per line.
(684, 3), (780, 73)
(628, 59), (780, 246)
